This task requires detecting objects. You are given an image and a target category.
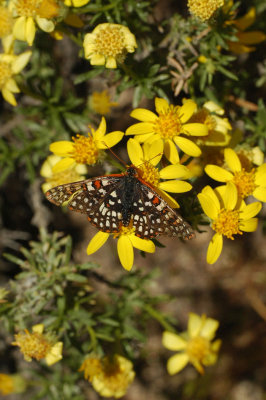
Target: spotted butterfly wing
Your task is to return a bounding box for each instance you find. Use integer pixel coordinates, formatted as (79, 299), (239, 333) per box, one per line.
(45, 166), (194, 240)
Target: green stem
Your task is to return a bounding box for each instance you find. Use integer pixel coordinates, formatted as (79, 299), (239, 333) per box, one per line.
(143, 304), (175, 332)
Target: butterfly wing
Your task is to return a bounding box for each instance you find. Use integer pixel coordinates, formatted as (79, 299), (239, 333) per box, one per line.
(131, 180), (194, 240)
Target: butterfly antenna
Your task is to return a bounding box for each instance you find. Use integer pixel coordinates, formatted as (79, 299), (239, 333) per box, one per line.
(101, 141), (128, 168)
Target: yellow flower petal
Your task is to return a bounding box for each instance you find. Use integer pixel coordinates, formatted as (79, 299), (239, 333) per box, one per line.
(155, 97), (169, 113)
(237, 31), (266, 45)
(197, 193), (219, 220)
(52, 157), (75, 173)
(36, 16), (55, 32)
(117, 235), (134, 271)
(200, 319), (219, 340)
(202, 186), (220, 211)
(97, 131), (124, 149)
(162, 332), (186, 351)
(234, 7), (255, 30)
(167, 353), (189, 375)
(32, 324), (44, 333)
(255, 164), (266, 185)
(90, 54), (105, 65)
(240, 202), (262, 220)
(157, 188), (180, 208)
(164, 139), (180, 164)
(13, 16), (27, 41)
(105, 56), (117, 69)
(87, 231), (110, 255)
(188, 313), (202, 337)
(205, 165), (233, 182)
(174, 136), (202, 157)
(224, 148), (241, 172)
(159, 180), (192, 193)
(11, 51), (32, 74)
(223, 181), (237, 210)
(144, 139), (163, 166)
(93, 117), (106, 139)
(239, 218), (258, 232)
(126, 122), (155, 136)
(50, 141), (74, 156)
(130, 108), (158, 122)
(253, 187), (266, 202)
(45, 342), (63, 366)
(5, 78), (20, 93)
(182, 123), (208, 136)
(129, 235), (155, 253)
(26, 17), (36, 46)
(2, 88), (17, 106)
(127, 138), (143, 166)
(206, 233), (223, 264)
(179, 100), (197, 123)
(159, 164), (189, 180)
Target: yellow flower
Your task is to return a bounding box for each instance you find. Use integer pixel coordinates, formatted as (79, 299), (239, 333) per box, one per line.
(188, 0), (224, 21)
(49, 117), (124, 172)
(64, 0), (90, 7)
(90, 90), (118, 115)
(198, 183), (262, 264)
(227, 7), (266, 54)
(0, 5), (14, 52)
(40, 154), (87, 192)
(162, 313), (221, 375)
(127, 138), (192, 208)
(0, 50), (32, 106)
(83, 23), (137, 69)
(87, 222), (155, 271)
(12, 324), (63, 366)
(79, 354), (135, 398)
(10, 0), (59, 46)
(189, 101), (232, 147)
(234, 144), (264, 171)
(205, 148), (266, 201)
(0, 374), (26, 396)
(126, 97), (208, 164)
(89, 90), (118, 115)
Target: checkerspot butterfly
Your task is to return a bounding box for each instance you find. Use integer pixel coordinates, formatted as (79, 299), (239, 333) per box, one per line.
(45, 165), (194, 240)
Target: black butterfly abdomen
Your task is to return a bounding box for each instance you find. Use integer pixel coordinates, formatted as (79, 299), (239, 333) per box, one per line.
(121, 174), (137, 226)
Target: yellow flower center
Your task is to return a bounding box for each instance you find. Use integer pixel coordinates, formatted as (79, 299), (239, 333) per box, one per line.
(14, 0), (42, 17)
(113, 222), (135, 238)
(0, 374), (14, 395)
(13, 330), (52, 361)
(71, 134), (99, 165)
(46, 167), (85, 188)
(0, 7), (14, 38)
(95, 26), (125, 58)
(188, 0), (224, 21)
(233, 168), (256, 198)
(212, 208), (242, 239)
(37, 0), (60, 18)
(79, 358), (102, 382)
(137, 161), (160, 187)
(0, 61), (12, 90)
(186, 336), (210, 362)
(154, 106), (182, 139)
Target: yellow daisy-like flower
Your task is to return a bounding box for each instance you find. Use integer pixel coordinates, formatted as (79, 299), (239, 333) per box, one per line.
(0, 50), (32, 106)
(126, 97), (208, 164)
(127, 138), (192, 208)
(49, 117), (124, 172)
(40, 154), (87, 192)
(10, 0), (59, 46)
(0, 374), (26, 395)
(12, 324), (63, 366)
(64, 0), (90, 7)
(79, 354), (135, 398)
(205, 148), (266, 201)
(87, 222), (155, 271)
(188, 0), (224, 21)
(83, 23), (137, 69)
(198, 183), (262, 264)
(89, 90), (118, 115)
(226, 6), (266, 54)
(162, 313), (221, 375)
(189, 101), (232, 147)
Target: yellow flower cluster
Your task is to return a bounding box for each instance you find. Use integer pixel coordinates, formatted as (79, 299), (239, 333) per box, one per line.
(79, 354), (135, 398)
(188, 0), (224, 21)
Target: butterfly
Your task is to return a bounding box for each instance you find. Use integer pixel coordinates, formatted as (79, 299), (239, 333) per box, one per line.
(45, 165), (194, 240)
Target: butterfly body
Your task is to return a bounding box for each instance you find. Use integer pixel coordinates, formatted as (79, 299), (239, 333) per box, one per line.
(45, 165), (194, 240)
